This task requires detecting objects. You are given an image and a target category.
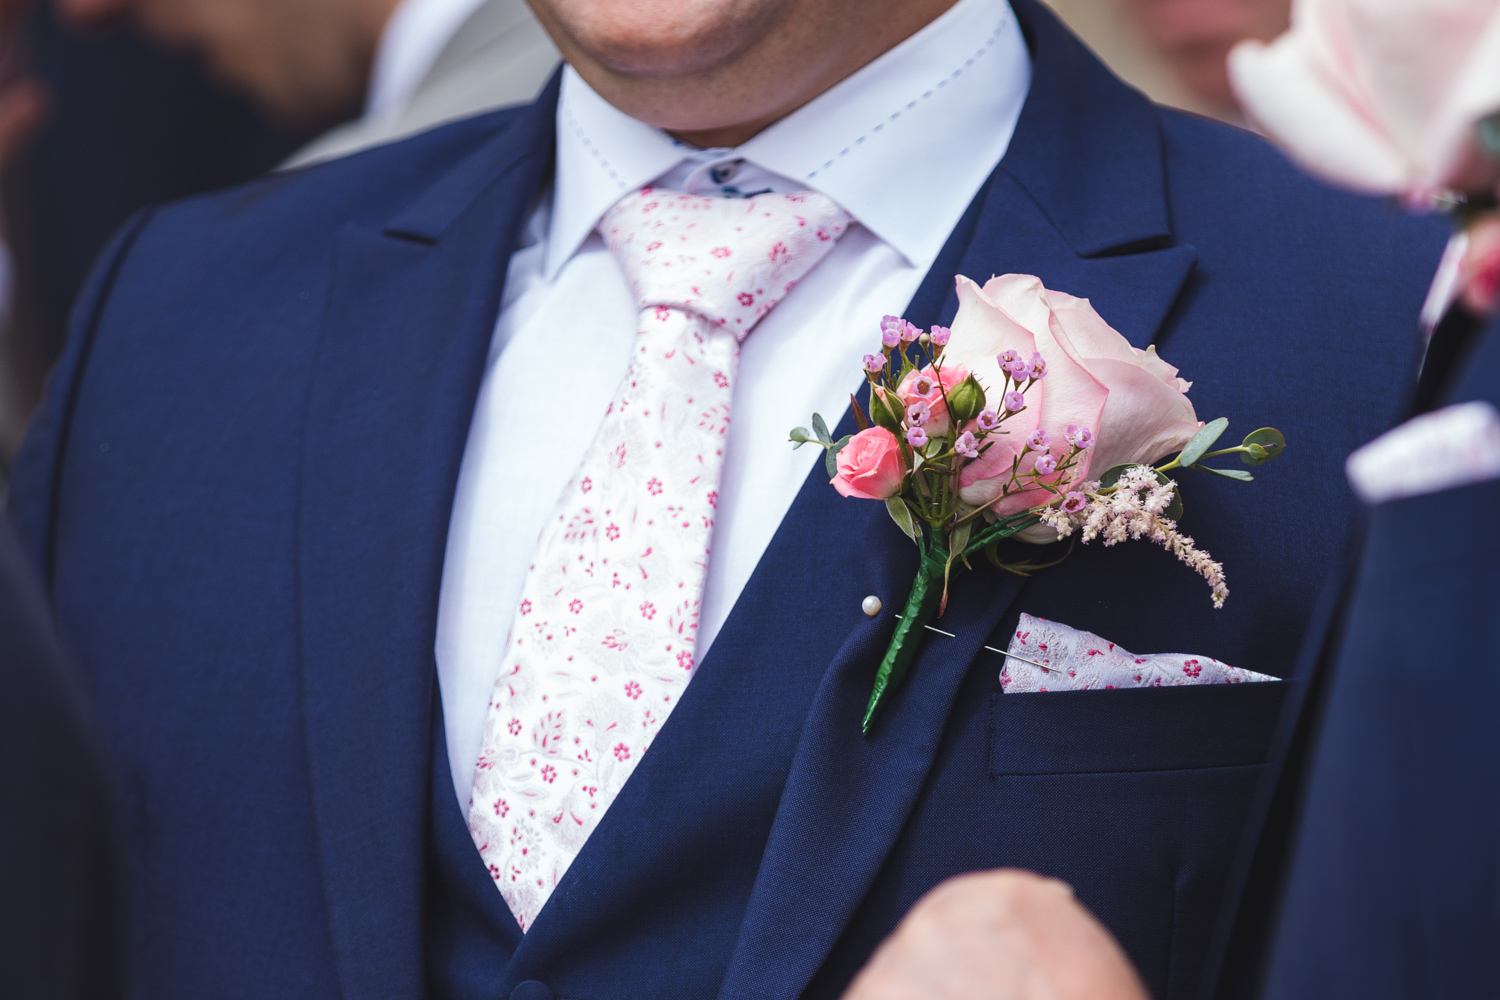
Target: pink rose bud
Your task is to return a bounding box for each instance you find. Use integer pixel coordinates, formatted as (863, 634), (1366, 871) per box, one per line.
(863, 353), (885, 373)
(906, 425), (929, 447)
(1026, 429), (1050, 452)
(929, 325), (951, 346)
(831, 426), (908, 500)
(1034, 454), (1058, 475)
(880, 315), (903, 348)
(1003, 391), (1026, 413)
(976, 409), (1000, 431)
(1061, 491), (1087, 513)
(955, 430), (980, 459)
(906, 400), (931, 426)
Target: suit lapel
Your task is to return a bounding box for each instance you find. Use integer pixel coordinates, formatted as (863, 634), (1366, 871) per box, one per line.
(296, 80), (557, 1000)
(719, 4), (1197, 996)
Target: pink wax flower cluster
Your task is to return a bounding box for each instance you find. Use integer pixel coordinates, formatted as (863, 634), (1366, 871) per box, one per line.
(828, 276), (1206, 533)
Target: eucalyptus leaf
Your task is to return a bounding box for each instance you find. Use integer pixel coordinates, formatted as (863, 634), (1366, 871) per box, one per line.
(885, 497), (921, 543)
(1176, 417), (1229, 469)
(1480, 112), (1500, 155)
(1240, 427), (1286, 466)
(825, 434), (854, 477)
(789, 426), (811, 449)
(811, 413), (833, 447)
(1194, 465), (1254, 481)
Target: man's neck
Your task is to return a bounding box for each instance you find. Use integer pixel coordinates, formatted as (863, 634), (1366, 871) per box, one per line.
(534, 0), (961, 150)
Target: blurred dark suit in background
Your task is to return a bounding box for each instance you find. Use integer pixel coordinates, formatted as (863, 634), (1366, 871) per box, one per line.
(0, 517), (119, 999)
(0, 1), (310, 465)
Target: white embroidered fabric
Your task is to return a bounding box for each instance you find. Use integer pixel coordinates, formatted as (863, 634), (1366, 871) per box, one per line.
(466, 188), (850, 931)
(1000, 613), (1276, 692)
(1345, 400), (1500, 505)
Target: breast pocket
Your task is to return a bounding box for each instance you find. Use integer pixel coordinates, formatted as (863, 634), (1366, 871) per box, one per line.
(988, 681), (1288, 776)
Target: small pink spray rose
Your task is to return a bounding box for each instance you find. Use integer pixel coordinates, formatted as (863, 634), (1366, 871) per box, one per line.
(831, 426), (908, 500)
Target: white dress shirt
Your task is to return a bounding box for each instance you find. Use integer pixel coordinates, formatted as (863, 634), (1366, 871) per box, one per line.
(435, 0), (1032, 806)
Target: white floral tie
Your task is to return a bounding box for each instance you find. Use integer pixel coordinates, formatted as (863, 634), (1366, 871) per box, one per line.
(467, 186), (850, 930)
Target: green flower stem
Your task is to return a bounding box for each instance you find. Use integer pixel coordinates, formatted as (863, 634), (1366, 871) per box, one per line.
(861, 513), (1043, 735)
(863, 531), (949, 735)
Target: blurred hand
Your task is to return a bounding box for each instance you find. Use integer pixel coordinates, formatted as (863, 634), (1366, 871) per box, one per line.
(842, 870), (1150, 1000)
(0, 0), (47, 214)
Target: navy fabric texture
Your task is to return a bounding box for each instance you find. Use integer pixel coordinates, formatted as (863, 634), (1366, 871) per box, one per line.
(1250, 314), (1500, 999)
(5, 2), (1448, 998)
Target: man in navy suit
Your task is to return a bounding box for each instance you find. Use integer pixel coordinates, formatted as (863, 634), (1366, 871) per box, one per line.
(1188, 306), (1500, 1000)
(5, 0), (1448, 997)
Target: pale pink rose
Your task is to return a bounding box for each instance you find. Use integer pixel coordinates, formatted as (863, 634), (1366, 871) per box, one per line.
(946, 274), (1200, 521)
(897, 364), (970, 437)
(1228, 0), (1500, 198)
(1463, 215), (1500, 315)
(831, 426), (908, 500)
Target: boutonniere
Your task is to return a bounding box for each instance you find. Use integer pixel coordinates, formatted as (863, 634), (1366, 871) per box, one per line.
(792, 274), (1287, 733)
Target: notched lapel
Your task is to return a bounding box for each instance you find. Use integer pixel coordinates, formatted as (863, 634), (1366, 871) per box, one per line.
(296, 92), (554, 1000)
(721, 4), (1198, 996)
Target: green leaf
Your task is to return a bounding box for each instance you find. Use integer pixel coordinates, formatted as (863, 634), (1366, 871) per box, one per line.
(849, 394), (871, 431)
(1194, 465), (1254, 481)
(1240, 427), (1286, 466)
(811, 413), (832, 447)
(825, 434), (854, 477)
(1176, 417), (1229, 469)
(789, 426), (812, 449)
(948, 520), (973, 568)
(885, 496), (920, 543)
(1096, 464), (1134, 490)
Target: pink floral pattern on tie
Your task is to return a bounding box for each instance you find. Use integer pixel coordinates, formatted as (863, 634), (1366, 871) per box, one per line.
(468, 187), (849, 931)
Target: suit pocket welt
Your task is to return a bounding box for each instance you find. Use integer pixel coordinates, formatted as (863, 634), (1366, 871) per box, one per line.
(988, 681), (1287, 776)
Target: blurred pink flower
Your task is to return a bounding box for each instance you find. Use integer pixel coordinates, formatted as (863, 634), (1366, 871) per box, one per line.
(943, 274), (1200, 516)
(1228, 0), (1500, 197)
(831, 426), (908, 500)
(1463, 214), (1500, 314)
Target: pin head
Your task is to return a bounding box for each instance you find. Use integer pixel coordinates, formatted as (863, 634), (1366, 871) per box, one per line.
(861, 595), (882, 617)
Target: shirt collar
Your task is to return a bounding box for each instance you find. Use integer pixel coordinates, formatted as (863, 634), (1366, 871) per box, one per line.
(545, 0), (1031, 279)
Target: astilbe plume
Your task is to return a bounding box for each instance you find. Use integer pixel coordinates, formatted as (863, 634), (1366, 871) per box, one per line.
(1036, 465), (1229, 608)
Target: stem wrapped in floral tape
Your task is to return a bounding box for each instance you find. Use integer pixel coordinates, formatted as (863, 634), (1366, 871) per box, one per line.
(792, 273), (1289, 734)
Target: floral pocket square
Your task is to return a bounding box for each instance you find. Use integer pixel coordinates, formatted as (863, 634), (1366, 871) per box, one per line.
(1000, 613), (1277, 693)
(1345, 400), (1500, 505)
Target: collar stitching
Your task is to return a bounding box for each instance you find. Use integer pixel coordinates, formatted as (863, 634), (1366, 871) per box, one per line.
(806, 15), (1008, 180)
(562, 99), (627, 191)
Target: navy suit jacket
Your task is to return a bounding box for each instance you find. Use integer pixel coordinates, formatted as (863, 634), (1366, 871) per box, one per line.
(0, 519), (120, 999)
(1202, 312), (1500, 1000)
(5, 3), (1449, 998)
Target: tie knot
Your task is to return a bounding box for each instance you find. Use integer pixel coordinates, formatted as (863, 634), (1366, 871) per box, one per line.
(599, 187), (850, 338)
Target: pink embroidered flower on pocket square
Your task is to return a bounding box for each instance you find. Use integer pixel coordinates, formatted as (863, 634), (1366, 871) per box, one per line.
(1000, 613), (1277, 693)
(1345, 401), (1500, 505)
